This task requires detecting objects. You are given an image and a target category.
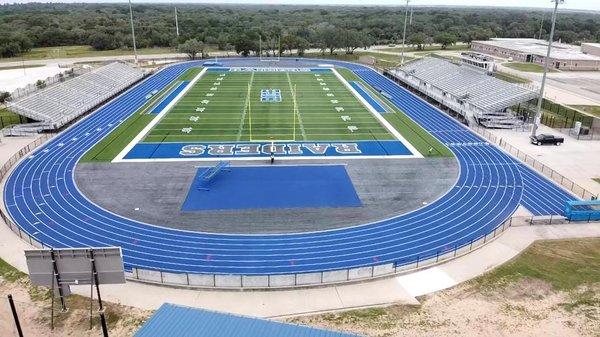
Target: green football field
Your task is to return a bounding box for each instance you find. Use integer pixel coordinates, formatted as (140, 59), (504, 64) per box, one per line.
(142, 69), (396, 143)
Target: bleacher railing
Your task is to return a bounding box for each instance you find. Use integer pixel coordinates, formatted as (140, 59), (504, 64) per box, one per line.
(469, 124), (599, 200)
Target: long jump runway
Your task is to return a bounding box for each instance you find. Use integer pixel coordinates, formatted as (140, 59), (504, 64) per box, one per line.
(3, 59), (576, 275)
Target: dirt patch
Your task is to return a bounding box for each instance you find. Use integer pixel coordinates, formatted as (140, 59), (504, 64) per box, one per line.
(290, 279), (599, 337)
(0, 276), (151, 337)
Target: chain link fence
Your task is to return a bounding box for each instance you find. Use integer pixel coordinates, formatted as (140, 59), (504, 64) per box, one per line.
(470, 124), (598, 200)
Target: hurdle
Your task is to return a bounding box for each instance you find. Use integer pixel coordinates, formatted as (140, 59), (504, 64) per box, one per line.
(196, 161), (230, 191)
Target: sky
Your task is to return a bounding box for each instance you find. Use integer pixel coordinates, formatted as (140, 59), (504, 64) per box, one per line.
(0, 0), (599, 11)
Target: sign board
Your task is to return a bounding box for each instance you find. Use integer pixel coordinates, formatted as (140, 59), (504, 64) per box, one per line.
(25, 247), (125, 287)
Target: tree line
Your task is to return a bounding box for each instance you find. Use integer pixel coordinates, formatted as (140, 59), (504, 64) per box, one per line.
(1, 3), (599, 58)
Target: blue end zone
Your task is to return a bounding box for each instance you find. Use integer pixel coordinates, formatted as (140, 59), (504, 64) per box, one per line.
(150, 81), (189, 113)
(181, 165), (362, 211)
(124, 140), (412, 160)
(350, 81), (387, 113)
(207, 67), (230, 72)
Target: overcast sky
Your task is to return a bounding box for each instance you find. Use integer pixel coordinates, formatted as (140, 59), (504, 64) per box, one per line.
(0, 0), (599, 11)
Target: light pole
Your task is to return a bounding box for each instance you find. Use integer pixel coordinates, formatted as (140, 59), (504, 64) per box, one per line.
(128, 0), (138, 64)
(531, 0), (563, 137)
(400, 0), (410, 65)
(174, 6), (180, 37)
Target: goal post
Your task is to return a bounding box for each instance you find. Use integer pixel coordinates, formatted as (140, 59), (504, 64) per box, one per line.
(259, 35), (281, 62)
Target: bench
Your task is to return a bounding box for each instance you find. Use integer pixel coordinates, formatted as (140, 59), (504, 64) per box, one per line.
(196, 161), (230, 190)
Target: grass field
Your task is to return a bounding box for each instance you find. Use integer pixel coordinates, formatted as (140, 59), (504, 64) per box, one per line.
(144, 69), (394, 143)
(570, 105), (600, 118)
(492, 71), (531, 84)
(82, 66), (452, 162)
(503, 62), (556, 73)
(0, 64), (45, 70)
(374, 43), (470, 53)
(0, 45), (177, 63)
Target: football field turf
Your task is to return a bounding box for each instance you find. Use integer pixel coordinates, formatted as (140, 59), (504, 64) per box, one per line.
(142, 69), (396, 143)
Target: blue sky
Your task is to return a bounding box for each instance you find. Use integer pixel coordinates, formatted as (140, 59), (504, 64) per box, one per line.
(1, 0), (599, 11)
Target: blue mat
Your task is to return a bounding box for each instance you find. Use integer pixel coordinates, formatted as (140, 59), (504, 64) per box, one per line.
(151, 81), (189, 113)
(350, 81), (387, 113)
(181, 165), (362, 211)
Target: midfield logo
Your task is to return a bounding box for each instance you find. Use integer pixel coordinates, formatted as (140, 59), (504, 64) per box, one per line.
(179, 143), (362, 156)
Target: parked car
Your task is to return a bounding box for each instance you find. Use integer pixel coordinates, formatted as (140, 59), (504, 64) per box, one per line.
(530, 134), (564, 146)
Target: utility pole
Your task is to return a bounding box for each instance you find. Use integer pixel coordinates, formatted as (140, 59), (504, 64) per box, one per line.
(400, 0), (410, 65)
(531, 0), (563, 137)
(128, 0), (138, 64)
(538, 11), (546, 40)
(175, 6), (180, 37)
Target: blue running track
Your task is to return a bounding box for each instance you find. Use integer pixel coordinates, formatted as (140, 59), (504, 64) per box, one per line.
(3, 59), (577, 275)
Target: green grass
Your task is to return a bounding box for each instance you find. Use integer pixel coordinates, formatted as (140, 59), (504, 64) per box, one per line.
(304, 52), (413, 67)
(503, 62), (556, 73)
(145, 69), (394, 142)
(0, 256), (27, 282)
(0, 45), (176, 63)
(474, 238), (600, 292)
(0, 64), (45, 70)
(80, 79), (182, 162)
(0, 108), (25, 128)
(570, 105), (600, 118)
(374, 44), (470, 53)
(336, 68), (452, 157)
(593, 178), (600, 184)
(493, 71), (531, 84)
(83, 65), (452, 161)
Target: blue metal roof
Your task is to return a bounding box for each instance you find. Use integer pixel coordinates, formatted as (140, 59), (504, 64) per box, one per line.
(135, 303), (362, 337)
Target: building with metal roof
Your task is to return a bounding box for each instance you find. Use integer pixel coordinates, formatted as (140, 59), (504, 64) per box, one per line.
(472, 38), (600, 71)
(386, 57), (538, 128)
(134, 303), (362, 337)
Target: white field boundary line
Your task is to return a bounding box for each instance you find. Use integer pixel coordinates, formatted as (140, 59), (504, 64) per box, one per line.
(118, 155), (416, 163)
(330, 67), (423, 158)
(113, 67), (208, 162)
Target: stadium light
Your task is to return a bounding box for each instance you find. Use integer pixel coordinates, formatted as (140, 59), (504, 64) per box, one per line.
(400, 0), (411, 65)
(531, 0), (564, 137)
(128, 0), (139, 64)
(175, 6), (180, 37)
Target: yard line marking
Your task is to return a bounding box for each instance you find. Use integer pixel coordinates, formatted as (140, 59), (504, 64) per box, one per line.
(113, 67), (208, 162)
(237, 72), (254, 141)
(286, 72), (306, 140)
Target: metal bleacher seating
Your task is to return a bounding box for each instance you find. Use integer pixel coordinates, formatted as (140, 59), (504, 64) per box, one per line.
(6, 62), (144, 132)
(390, 57), (539, 128)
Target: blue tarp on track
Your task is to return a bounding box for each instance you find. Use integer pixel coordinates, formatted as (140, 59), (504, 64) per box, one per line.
(350, 81), (387, 113)
(181, 165), (362, 211)
(150, 81), (189, 113)
(135, 303), (361, 337)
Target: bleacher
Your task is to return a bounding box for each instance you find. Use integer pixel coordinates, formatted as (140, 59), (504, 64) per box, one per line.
(388, 57), (539, 128)
(7, 62), (144, 131)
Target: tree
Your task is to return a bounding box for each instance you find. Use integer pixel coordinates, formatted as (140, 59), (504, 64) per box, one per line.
(434, 33), (458, 50)
(408, 32), (428, 50)
(0, 91), (11, 104)
(340, 30), (369, 54)
(35, 80), (46, 89)
(177, 39), (205, 60)
(231, 33), (258, 57)
(216, 34), (230, 51)
(89, 32), (121, 51)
